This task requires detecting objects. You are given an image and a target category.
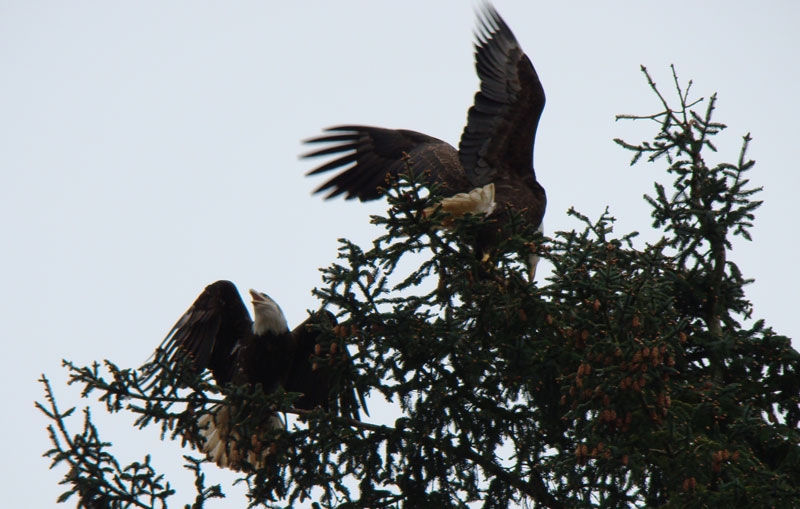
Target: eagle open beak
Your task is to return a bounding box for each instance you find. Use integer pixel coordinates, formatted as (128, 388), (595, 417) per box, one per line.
(249, 289), (267, 304)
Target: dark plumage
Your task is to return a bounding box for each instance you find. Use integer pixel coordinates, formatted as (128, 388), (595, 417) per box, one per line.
(303, 4), (547, 276)
(143, 280), (362, 469)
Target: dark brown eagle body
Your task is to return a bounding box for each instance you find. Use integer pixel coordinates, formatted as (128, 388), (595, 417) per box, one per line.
(144, 280), (361, 470)
(303, 5), (547, 274)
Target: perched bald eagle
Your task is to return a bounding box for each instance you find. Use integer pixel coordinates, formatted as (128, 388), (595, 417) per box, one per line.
(303, 4), (546, 277)
(143, 280), (362, 470)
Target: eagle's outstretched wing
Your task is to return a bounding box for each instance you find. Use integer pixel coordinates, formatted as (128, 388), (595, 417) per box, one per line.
(286, 310), (367, 420)
(459, 3), (546, 185)
(143, 280), (252, 387)
(303, 125), (470, 201)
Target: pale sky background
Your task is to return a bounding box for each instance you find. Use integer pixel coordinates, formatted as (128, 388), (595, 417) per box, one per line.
(2, 1), (798, 507)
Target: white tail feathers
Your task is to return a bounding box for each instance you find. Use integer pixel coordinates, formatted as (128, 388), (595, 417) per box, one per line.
(197, 404), (284, 470)
(423, 184), (542, 281)
(423, 183), (496, 222)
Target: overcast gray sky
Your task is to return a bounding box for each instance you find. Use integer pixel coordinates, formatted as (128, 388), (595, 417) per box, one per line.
(2, 1), (798, 506)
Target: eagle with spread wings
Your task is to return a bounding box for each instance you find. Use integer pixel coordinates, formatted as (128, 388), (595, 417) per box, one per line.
(303, 4), (547, 277)
(143, 280), (363, 470)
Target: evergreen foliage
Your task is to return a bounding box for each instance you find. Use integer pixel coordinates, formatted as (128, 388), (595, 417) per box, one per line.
(39, 67), (800, 508)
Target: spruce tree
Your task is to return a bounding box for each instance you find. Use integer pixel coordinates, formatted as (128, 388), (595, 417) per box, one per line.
(39, 67), (800, 508)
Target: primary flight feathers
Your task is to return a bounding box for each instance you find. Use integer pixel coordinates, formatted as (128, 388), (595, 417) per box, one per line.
(142, 280), (364, 470)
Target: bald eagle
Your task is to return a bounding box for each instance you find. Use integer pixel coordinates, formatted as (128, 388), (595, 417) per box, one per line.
(143, 280), (363, 470)
(303, 4), (546, 277)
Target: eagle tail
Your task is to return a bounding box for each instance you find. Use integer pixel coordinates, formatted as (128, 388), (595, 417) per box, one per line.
(197, 404), (284, 470)
(423, 183), (496, 223)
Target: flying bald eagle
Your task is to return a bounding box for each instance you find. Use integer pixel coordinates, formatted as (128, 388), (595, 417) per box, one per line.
(143, 280), (363, 470)
(303, 4), (546, 277)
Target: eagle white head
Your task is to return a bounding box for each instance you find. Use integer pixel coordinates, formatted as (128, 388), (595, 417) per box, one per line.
(249, 289), (290, 336)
